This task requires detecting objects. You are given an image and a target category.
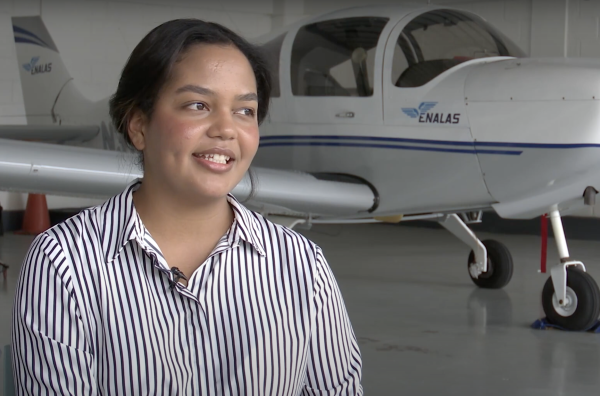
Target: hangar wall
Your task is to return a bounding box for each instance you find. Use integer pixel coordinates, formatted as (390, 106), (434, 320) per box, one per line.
(0, 0), (598, 214)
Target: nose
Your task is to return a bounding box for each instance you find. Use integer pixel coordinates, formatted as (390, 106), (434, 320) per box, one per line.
(206, 110), (236, 140)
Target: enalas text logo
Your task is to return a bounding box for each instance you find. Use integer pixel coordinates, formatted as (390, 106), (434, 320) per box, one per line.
(401, 102), (460, 124)
(22, 56), (52, 75)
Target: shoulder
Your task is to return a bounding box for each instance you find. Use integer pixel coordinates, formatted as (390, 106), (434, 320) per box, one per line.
(228, 194), (321, 260)
(41, 187), (136, 262)
(22, 206), (104, 276)
(255, 211), (314, 242)
(44, 181), (140, 251)
(247, 208), (323, 261)
(44, 202), (104, 247)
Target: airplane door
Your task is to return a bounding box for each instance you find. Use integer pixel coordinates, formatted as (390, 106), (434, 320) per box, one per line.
(255, 16), (395, 185)
(284, 16), (390, 126)
(379, 10), (494, 212)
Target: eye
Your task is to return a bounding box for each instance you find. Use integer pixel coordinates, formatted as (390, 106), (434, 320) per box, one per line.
(187, 102), (207, 111)
(236, 108), (256, 117)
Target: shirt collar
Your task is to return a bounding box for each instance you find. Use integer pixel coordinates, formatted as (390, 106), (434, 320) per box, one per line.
(101, 180), (266, 263)
(100, 179), (144, 264)
(226, 194), (266, 257)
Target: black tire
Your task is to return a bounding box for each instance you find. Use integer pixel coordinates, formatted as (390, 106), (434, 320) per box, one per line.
(467, 239), (513, 289)
(542, 267), (600, 331)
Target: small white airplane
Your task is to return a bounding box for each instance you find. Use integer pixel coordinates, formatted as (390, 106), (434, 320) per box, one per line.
(2, 4), (600, 331)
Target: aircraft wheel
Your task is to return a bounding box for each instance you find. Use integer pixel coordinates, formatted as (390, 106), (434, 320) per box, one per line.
(467, 239), (513, 289)
(542, 267), (600, 331)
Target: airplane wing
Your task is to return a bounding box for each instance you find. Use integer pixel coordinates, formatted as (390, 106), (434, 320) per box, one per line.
(0, 138), (376, 218)
(0, 125), (99, 143)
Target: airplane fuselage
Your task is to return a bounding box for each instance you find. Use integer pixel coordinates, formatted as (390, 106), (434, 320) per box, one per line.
(254, 56), (600, 219)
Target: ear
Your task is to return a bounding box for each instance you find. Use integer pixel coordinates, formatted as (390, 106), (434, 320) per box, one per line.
(127, 109), (147, 151)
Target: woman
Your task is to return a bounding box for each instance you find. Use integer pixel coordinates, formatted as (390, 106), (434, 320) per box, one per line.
(12, 19), (363, 395)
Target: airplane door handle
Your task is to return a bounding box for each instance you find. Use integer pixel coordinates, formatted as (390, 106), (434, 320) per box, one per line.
(335, 111), (355, 118)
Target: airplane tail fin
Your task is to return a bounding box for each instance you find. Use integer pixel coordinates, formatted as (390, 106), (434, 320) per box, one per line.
(12, 16), (91, 124)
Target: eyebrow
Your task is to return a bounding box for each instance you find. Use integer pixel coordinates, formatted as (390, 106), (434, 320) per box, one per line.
(175, 84), (258, 102)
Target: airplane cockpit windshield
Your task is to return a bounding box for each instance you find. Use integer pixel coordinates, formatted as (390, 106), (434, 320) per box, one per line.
(291, 17), (389, 97)
(393, 10), (526, 88)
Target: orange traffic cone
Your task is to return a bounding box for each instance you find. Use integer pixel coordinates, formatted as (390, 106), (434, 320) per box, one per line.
(17, 193), (51, 235)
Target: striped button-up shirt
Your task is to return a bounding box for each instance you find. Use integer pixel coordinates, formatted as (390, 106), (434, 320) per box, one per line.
(12, 181), (362, 395)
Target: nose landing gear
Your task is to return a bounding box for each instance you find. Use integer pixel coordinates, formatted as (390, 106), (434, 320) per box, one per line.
(439, 213), (514, 290)
(467, 239), (513, 289)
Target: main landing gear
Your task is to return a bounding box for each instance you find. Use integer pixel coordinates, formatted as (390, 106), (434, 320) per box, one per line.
(540, 208), (600, 331)
(440, 208), (600, 331)
(439, 213), (514, 290)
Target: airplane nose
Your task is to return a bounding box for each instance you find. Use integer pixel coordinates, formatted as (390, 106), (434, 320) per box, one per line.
(465, 57), (600, 102)
(464, 57), (600, 219)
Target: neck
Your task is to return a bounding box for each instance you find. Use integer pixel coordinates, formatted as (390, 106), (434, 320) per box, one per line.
(132, 179), (233, 242)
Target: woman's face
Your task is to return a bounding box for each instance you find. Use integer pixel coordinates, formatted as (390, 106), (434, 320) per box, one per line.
(129, 44), (259, 203)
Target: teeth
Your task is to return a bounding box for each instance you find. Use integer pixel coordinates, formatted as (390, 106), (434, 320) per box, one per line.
(197, 153), (230, 164)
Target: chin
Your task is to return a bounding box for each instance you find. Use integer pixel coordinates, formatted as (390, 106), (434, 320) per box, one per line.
(185, 171), (245, 201)
(191, 183), (235, 201)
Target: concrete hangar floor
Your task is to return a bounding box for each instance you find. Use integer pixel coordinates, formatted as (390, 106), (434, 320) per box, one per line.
(1, 221), (600, 395)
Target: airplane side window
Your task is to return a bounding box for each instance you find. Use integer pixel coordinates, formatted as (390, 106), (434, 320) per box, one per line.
(393, 10), (525, 88)
(260, 33), (285, 97)
(290, 17), (389, 97)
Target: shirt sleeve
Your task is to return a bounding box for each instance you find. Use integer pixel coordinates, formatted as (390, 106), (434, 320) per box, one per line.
(12, 233), (97, 396)
(303, 247), (363, 396)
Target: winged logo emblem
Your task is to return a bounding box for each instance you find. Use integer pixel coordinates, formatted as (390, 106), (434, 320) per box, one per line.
(401, 102), (438, 119)
(22, 56), (40, 72)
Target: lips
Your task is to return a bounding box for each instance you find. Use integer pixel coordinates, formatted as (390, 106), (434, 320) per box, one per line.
(191, 147), (237, 173)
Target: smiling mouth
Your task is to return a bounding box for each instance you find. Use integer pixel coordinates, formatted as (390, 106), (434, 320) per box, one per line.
(193, 153), (232, 164)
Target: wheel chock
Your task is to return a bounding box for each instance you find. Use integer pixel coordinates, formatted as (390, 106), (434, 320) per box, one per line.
(531, 317), (600, 333)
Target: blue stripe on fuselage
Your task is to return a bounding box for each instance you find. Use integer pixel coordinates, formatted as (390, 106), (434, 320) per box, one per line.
(475, 141), (600, 149)
(259, 135), (522, 155)
(259, 135), (600, 155)
(260, 135), (474, 146)
(259, 141), (521, 155)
